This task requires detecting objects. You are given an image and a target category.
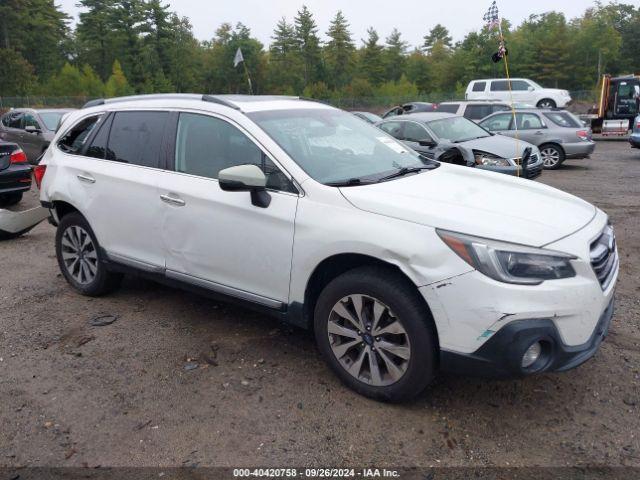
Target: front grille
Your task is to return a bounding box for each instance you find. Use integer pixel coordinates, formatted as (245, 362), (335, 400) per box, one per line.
(590, 225), (618, 290)
(523, 153), (542, 179)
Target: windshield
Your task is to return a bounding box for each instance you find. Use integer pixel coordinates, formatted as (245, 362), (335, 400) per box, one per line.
(39, 112), (65, 131)
(249, 108), (430, 184)
(426, 116), (491, 143)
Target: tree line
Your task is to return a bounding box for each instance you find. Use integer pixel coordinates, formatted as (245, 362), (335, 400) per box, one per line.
(1, 0), (639, 102)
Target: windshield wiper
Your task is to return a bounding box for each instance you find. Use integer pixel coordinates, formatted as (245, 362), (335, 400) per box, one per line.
(325, 178), (371, 187)
(453, 135), (489, 143)
(376, 165), (438, 182)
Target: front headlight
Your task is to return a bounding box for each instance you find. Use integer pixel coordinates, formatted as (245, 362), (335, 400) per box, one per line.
(473, 151), (511, 167)
(437, 229), (576, 285)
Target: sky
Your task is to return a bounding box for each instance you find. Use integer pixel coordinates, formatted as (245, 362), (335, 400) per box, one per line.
(56, 0), (612, 49)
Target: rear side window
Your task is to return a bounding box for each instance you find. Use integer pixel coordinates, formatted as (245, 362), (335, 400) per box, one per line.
(107, 111), (169, 167)
(490, 80), (510, 91)
(480, 113), (513, 131)
(437, 103), (460, 113)
(58, 115), (103, 154)
(4, 112), (24, 129)
(85, 114), (113, 159)
(464, 104), (493, 120)
(472, 82), (486, 92)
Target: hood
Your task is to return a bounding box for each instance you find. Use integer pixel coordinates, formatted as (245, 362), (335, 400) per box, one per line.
(340, 164), (596, 247)
(461, 134), (533, 159)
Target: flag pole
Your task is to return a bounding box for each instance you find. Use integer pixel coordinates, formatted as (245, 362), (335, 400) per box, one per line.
(243, 61), (254, 95)
(497, 20), (520, 177)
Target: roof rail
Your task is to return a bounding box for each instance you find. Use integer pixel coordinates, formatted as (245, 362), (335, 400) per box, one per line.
(82, 94), (243, 112)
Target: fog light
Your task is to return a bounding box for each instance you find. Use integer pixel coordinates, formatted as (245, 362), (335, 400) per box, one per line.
(522, 342), (542, 368)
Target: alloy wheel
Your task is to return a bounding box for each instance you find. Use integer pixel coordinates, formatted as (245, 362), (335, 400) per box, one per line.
(541, 147), (561, 167)
(61, 225), (98, 285)
(327, 294), (411, 387)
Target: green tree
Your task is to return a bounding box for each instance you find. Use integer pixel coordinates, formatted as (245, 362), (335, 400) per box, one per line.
(359, 28), (385, 86)
(76, 0), (118, 80)
(81, 64), (105, 97)
(383, 28), (408, 82)
(48, 62), (84, 96)
(0, 48), (36, 95)
(423, 24), (452, 53)
(268, 17), (304, 93)
(293, 5), (323, 86)
(324, 11), (356, 89)
(104, 59), (134, 97)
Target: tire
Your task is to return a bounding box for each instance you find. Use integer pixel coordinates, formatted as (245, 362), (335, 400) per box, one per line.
(539, 143), (565, 170)
(313, 266), (438, 402)
(537, 98), (556, 109)
(55, 212), (123, 296)
(0, 192), (23, 207)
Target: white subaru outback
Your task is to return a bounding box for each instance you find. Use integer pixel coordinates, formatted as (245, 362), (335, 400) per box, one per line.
(37, 94), (618, 402)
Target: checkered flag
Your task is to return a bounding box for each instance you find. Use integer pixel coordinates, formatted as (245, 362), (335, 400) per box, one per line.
(483, 1), (500, 30)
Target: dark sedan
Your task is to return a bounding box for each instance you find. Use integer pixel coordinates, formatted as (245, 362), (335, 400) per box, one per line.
(0, 141), (32, 206)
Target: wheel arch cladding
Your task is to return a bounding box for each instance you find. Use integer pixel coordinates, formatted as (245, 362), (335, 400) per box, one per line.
(299, 253), (439, 346)
(53, 200), (81, 220)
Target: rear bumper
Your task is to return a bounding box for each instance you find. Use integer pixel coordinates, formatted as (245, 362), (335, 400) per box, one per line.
(441, 297), (614, 378)
(564, 141), (596, 159)
(0, 164), (32, 195)
(630, 135), (640, 148)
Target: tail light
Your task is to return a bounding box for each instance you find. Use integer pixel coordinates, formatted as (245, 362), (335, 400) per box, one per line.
(33, 164), (47, 190)
(636, 120), (640, 129)
(10, 148), (27, 164)
(576, 130), (589, 140)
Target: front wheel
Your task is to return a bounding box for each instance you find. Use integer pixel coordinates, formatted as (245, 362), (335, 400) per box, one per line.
(313, 266), (438, 402)
(540, 143), (565, 169)
(537, 98), (557, 109)
(55, 212), (123, 296)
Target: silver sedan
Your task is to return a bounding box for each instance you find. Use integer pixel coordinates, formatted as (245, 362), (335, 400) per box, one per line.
(479, 109), (596, 169)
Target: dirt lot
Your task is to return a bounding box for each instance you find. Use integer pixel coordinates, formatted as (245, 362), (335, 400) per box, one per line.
(1, 141), (639, 469)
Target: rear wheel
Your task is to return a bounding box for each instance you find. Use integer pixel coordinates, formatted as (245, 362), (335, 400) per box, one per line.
(55, 212), (123, 296)
(313, 266), (437, 402)
(540, 143), (565, 169)
(537, 98), (556, 109)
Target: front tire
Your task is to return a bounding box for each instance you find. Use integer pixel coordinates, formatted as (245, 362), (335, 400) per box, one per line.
(537, 98), (557, 109)
(313, 266), (438, 402)
(55, 212), (123, 296)
(540, 143), (565, 169)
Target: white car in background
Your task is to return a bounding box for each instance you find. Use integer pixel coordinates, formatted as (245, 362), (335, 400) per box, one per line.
(37, 94), (616, 402)
(466, 78), (572, 109)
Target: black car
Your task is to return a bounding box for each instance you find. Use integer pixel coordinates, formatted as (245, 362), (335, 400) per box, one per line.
(0, 141), (32, 206)
(382, 102), (437, 118)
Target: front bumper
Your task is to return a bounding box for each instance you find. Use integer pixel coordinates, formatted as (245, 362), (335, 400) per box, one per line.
(440, 297), (614, 377)
(477, 159), (543, 180)
(564, 141), (596, 159)
(0, 164), (32, 195)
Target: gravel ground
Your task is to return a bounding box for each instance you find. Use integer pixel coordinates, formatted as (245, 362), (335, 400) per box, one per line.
(0, 141), (638, 468)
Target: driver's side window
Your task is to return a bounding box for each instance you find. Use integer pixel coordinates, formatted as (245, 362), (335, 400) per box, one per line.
(379, 121), (404, 140)
(481, 114), (512, 131)
(175, 113), (297, 193)
(403, 122), (433, 143)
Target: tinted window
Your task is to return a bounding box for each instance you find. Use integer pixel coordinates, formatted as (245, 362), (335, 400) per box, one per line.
(472, 82), (486, 92)
(511, 80), (531, 91)
(24, 113), (40, 129)
(175, 113), (295, 192)
(85, 114), (113, 159)
(5, 112), (24, 129)
(107, 111), (168, 167)
(543, 112), (581, 128)
(480, 113), (512, 131)
(378, 121), (404, 139)
(437, 104), (460, 113)
(464, 104), (493, 120)
(490, 80), (509, 91)
(516, 113), (544, 130)
(58, 115), (103, 154)
(403, 122), (432, 143)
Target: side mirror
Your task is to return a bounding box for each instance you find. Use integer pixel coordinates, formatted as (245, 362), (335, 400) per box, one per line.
(634, 85), (640, 99)
(418, 139), (437, 147)
(25, 125), (41, 134)
(218, 164), (271, 208)
(527, 86), (534, 91)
